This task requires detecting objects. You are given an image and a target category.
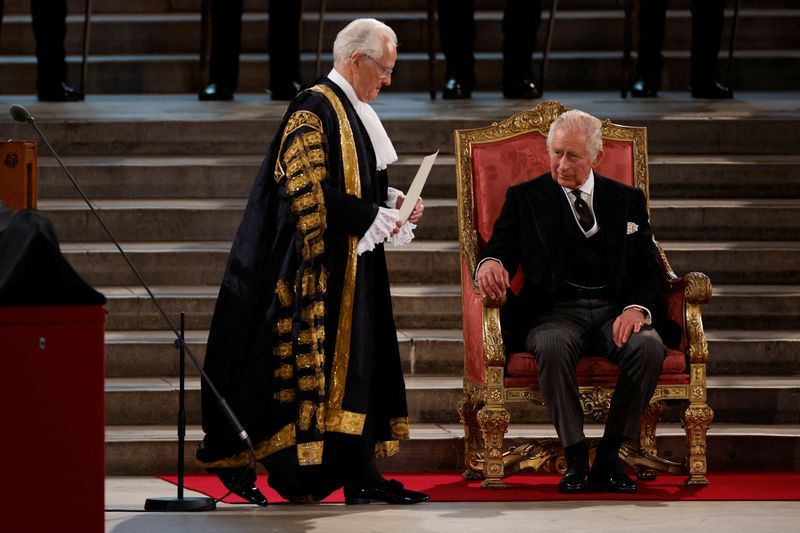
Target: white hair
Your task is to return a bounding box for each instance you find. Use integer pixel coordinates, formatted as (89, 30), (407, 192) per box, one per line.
(332, 18), (397, 64)
(546, 109), (603, 159)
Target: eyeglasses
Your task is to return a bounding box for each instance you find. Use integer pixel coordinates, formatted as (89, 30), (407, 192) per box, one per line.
(365, 55), (394, 78)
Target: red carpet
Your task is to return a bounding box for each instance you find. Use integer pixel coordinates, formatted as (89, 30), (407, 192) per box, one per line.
(158, 472), (800, 504)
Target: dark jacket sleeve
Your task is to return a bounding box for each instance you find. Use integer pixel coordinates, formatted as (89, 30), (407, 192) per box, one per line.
(479, 185), (523, 278)
(621, 187), (663, 312)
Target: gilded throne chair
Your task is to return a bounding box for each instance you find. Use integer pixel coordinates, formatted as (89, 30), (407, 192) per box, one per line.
(454, 100), (714, 488)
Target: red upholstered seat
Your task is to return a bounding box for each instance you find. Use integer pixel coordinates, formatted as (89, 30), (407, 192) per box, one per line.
(455, 101), (713, 489)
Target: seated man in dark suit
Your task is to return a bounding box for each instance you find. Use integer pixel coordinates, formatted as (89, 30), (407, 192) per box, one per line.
(475, 109), (667, 493)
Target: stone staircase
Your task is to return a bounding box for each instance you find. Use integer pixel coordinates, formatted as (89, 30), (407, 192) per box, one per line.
(3, 93), (798, 476)
(2, 0), (800, 95)
(2, 0), (799, 478)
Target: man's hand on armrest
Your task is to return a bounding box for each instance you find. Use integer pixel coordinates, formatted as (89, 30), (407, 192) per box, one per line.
(475, 259), (510, 300)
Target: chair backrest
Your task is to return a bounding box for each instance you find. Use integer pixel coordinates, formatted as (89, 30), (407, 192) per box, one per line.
(454, 100), (652, 383)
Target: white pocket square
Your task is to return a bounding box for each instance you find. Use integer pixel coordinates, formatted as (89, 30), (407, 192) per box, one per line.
(626, 222), (639, 235)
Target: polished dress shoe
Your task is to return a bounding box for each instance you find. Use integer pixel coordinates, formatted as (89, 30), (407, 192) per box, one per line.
(502, 79), (540, 100)
(270, 80), (303, 101)
(344, 479), (430, 505)
(37, 82), (82, 102)
(588, 460), (637, 493)
(558, 461), (589, 493)
(198, 83), (234, 101)
(208, 467), (268, 506)
(690, 79), (734, 99)
(630, 77), (658, 98)
(442, 78), (472, 100)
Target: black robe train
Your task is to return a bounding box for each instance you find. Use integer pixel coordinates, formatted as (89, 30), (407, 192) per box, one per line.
(196, 78), (409, 499)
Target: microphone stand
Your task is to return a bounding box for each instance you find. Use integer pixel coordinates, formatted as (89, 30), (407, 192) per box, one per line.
(9, 105), (254, 512)
(145, 313), (215, 511)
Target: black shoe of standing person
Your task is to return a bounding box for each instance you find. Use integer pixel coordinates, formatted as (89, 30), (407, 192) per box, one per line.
(502, 79), (540, 100)
(208, 466), (268, 506)
(344, 478), (429, 505)
(198, 83), (234, 101)
(270, 80), (303, 101)
(442, 78), (472, 100)
(37, 81), (82, 102)
(588, 459), (638, 493)
(630, 77), (658, 98)
(690, 79), (733, 99)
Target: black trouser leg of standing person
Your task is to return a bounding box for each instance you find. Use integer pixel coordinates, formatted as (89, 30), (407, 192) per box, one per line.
(437, 0), (475, 98)
(631, 0), (667, 96)
(31, 0), (80, 101)
(268, 0), (302, 100)
(689, 0), (732, 98)
(200, 0), (243, 100)
(501, 0), (541, 98)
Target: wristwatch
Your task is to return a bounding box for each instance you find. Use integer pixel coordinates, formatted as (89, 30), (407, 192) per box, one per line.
(627, 305), (652, 325)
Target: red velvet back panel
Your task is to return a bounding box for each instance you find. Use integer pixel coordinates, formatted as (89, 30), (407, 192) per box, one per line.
(472, 134), (638, 250)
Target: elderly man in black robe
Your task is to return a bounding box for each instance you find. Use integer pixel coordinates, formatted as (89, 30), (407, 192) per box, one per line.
(195, 18), (429, 506)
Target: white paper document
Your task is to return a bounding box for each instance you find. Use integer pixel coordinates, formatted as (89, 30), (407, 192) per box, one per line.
(398, 150), (438, 224)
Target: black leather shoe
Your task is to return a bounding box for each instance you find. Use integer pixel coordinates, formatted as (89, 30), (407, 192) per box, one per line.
(690, 80), (733, 99)
(558, 461), (589, 493)
(198, 83), (234, 101)
(344, 479), (429, 505)
(37, 82), (82, 102)
(270, 80), (303, 101)
(588, 460), (637, 493)
(502, 79), (540, 99)
(442, 78), (471, 100)
(630, 77), (658, 98)
(209, 467), (268, 506)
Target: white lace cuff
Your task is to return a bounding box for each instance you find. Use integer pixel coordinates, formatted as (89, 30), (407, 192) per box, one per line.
(386, 187), (403, 209)
(357, 207), (416, 255)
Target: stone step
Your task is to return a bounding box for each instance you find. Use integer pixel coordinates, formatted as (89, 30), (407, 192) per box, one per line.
(59, 240), (800, 286)
(36, 155), (459, 200)
(105, 328), (466, 378)
(36, 154), (800, 201)
(3, 50), (800, 95)
(103, 375), (800, 426)
(3, 9), (795, 55)
(105, 328), (800, 379)
(39, 197), (800, 242)
(105, 422), (800, 475)
(5, 94), (800, 156)
(94, 282), (800, 332)
(5, 0), (799, 15)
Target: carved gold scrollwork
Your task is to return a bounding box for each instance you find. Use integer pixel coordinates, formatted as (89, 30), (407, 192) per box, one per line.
(579, 387), (612, 422)
(682, 405), (714, 457)
(685, 272), (712, 304)
(482, 307), (506, 366)
(639, 402), (663, 457)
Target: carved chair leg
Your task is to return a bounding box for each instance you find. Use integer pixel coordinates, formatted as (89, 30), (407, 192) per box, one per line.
(477, 405), (510, 488)
(635, 401), (663, 480)
(681, 403), (714, 485)
(458, 396), (485, 480)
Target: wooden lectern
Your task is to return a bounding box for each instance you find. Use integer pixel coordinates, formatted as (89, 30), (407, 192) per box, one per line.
(0, 305), (105, 533)
(0, 140), (38, 210)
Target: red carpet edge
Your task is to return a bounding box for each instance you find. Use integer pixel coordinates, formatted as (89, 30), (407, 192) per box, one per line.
(157, 471), (800, 504)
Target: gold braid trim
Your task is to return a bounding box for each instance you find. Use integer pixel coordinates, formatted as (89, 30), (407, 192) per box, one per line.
(374, 441), (401, 458)
(275, 111), (323, 182)
(389, 417), (410, 440)
(273, 342), (292, 358)
(297, 441), (324, 466)
(196, 423), (296, 469)
(274, 364), (293, 380)
(298, 400), (315, 431)
(325, 408), (366, 435)
(275, 280), (293, 308)
(308, 84), (363, 435)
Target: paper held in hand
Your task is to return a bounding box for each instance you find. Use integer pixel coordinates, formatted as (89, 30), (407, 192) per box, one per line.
(398, 150), (438, 224)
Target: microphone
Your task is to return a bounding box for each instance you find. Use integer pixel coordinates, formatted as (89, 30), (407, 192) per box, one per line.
(8, 104), (253, 450)
(9, 104), (32, 124)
